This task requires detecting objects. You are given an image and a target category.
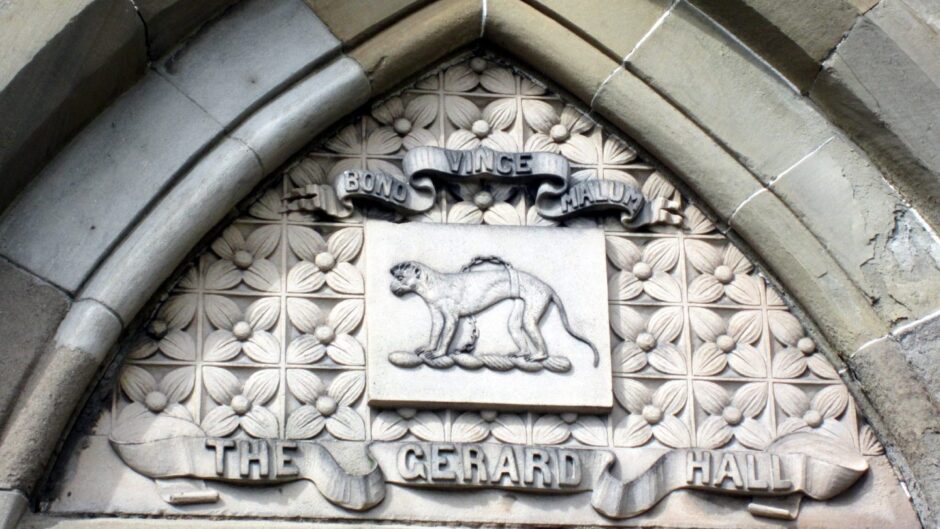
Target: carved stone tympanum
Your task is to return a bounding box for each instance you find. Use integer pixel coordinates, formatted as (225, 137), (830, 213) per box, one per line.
(46, 52), (916, 529)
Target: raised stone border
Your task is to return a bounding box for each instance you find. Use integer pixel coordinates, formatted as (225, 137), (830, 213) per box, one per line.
(0, 0), (937, 527)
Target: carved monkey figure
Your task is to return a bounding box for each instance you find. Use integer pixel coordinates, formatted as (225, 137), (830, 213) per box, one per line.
(389, 259), (599, 366)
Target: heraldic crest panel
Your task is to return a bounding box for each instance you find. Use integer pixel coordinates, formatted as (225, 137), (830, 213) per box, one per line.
(46, 52), (916, 528)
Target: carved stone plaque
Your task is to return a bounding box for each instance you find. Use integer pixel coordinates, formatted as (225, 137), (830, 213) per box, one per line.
(365, 220), (613, 412)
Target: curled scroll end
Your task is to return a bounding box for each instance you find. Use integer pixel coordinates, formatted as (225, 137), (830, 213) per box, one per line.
(770, 431), (869, 500)
(156, 478), (219, 506)
(282, 184), (355, 219)
(748, 494), (802, 520)
(621, 197), (683, 229)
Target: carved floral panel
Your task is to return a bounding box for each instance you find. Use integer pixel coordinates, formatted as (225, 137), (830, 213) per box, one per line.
(47, 52), (914, 528)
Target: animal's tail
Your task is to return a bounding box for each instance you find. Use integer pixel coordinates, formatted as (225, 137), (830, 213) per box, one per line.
(550, 291), (599, 367)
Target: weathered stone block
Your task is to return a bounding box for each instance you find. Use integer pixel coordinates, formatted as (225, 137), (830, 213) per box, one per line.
(627, 2), (833, 184)
(811, 11), (940, 230)
(528, 0), (670, 60)
(135, 0), (240, 59)
(848, 337), (940, 528)
(892, 312), (940, 405)
(306, 0), (430, 46)
(0, 74), (223, 293)
(771, 137), (940, 325)
(349, 0), (480, 95)
(730, 190), (887, 353)
(157, 0), (340, 127)
(0, 259), (70, 428)
(0, 300), (121, 492)
(592, 69), (763, 220)
(0, 0), (146, 214)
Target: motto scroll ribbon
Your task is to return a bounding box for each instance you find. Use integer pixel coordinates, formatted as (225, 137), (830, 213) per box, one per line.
(283, 146), (681, 227)
(111, 436), (385, 511)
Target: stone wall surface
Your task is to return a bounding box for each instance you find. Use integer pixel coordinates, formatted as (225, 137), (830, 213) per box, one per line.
(0, 0), (937, 528)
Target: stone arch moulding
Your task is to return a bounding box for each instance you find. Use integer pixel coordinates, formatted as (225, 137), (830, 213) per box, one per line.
(21, 49), (922, 528)
(0, 0), (935, 528)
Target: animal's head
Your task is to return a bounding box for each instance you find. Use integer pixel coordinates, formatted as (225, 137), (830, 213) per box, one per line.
(389, 261), (424, 296)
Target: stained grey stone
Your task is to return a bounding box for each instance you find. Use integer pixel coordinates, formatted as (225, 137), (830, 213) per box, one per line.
(156, 0), (340, 128)
(771, 137), (940, 325)
(231, 56), (370, 173)
(811, 10), (940, 230)
(0, 259), (70, 428)
(626, 1), (833, 185)
(80, 138), (263, 324)
(135, 0), (240, 60)
(0, 73), (223, 293)
(0, 0), (146, 214)
(0, 490), (26, 529)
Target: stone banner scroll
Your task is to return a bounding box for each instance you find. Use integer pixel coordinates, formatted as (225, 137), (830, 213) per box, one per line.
(372, 432), (868, 521)
(111, 436), (386, 511)
(282, 146), (680, 227)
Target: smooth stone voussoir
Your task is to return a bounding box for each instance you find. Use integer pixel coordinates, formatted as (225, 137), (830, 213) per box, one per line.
(810, 13), (940, 230)
(0, 259), (71, 428)
(527, 0), (671, 60)
(0, 0), (146, 214)
(0, 74), (223, 293)
(0, 300), (121, 492)
(730, 189), (887, 353)
(848, 336), (940, 528)
(627, 1), (832, 184)
(349, 0), (480, 95)
(592, 69), (763, 220)
(135, 0), (241, 60)
(689, 0), (856, 89)
(485, 0), (614, 105)
(157, 0), (340, 128)
(231, 57), (370, 173)
(771, 136), (940, 325)
(80, 138), (262, 324)
(306, 0), (431, 47)
(0, 490), (27, 529)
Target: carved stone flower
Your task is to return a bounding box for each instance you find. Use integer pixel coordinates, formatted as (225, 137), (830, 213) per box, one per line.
(523, 102), (596, 164)
(532, 414), (607, 446)
(287, 226), (363, 294)
(689, 308), (764, 377)
(447, 182), (521, 225)
(610, 306), (685, 374)
(285, 370), (365, 441)
(370, 95), (438, 151)
(694, 381), (771, 449)
(444, 95), (518, 151)
(119, 366), (194, 421)
(567, 136), (639, 185)
(372, 409), (446, 442)
(613, 379), (690, 448)
(323, 123), (411, 180)
(128, 294), (196, 361)
(769, 311), (837, 379)
(441, 58), (545, 95)
(203, 295), (280, 364)
(206, 226), (281, 291)
(774, 383), (852, 443)
(286, 298), (364, 365)
(685, 241), (762, 305)
(607, 237), (681, 302)
(201, 367), (280, 438)
(447, 410), (526, 444)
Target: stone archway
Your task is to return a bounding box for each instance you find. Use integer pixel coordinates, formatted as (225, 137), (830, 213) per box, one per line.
(0, 1), (937, 527)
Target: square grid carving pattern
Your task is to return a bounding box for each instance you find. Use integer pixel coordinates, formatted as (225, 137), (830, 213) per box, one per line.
(114, 54), (882, 457)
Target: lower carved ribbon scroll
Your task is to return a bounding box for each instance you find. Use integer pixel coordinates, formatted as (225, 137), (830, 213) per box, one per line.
(112, 431), (867, 521)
